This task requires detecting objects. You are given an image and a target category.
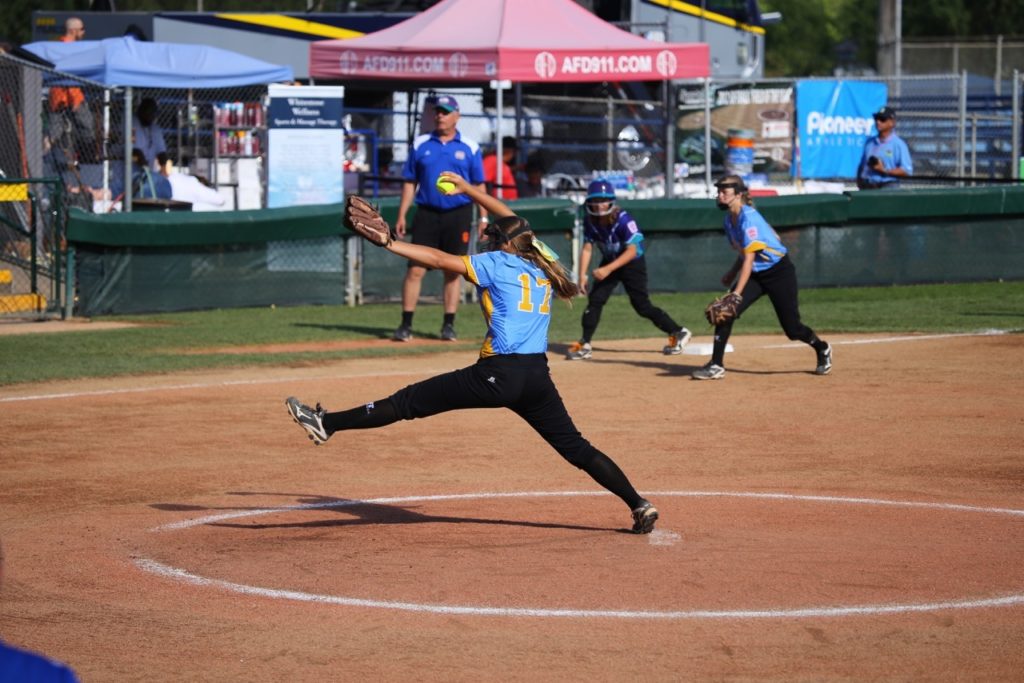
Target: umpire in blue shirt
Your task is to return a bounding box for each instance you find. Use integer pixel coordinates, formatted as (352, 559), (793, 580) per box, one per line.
(393, 95), (487, 342)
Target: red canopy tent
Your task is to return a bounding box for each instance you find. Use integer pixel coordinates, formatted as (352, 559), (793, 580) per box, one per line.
(309, 0), (709, 83)
(309, 0), (709, 195)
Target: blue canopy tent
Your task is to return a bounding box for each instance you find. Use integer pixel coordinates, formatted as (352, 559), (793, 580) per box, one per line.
(22, 36), (293, 88)
(22, 36), (294, 210)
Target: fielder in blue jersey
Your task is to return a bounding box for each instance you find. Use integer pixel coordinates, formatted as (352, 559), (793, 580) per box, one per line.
(286, 172), (659, 534)
(691, 175), (832, 381)
(857, 106), (912, 190)
(566, 179), (692, 360)
(0, 641), (78, 683)
(0, 540), (79, 683)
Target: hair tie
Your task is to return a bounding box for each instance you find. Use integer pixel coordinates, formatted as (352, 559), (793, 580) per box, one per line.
(530, 238), (559, 263)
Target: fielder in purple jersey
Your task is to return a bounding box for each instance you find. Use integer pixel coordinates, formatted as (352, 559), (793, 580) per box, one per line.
(691, 175), (832, 381)
(286, 172), (659, 534)
(566, 178), (691, 361)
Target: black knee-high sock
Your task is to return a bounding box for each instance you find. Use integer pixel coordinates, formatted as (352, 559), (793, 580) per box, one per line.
(579, 448), (645, 510)
(804, 330), (828, 351)
(322, 398), (399, 435)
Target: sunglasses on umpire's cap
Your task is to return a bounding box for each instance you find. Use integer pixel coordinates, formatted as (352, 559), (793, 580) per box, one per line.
(434, 95), (459, 113)
(873, 106), (896, 120)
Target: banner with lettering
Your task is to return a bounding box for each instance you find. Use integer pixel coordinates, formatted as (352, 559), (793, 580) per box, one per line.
(267, 85), (345, 207)
(795, 80), (887, 178)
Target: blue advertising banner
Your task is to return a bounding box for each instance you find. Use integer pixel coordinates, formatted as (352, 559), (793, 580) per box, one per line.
(267, 85), (345, 208)
(795, 81), (887, 179)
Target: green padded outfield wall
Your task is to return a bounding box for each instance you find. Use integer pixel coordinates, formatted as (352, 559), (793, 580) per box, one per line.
(67, 198), (579, 315)
(625, 188), (1024, 293)
(67, 188), (1024, 315)
(69, 204), (350, 315)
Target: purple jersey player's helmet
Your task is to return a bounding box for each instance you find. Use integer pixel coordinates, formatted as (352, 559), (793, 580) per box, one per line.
(585, 178), (616, 216)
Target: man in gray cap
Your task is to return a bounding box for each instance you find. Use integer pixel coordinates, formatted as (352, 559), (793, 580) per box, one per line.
(393, 95), (487, 342)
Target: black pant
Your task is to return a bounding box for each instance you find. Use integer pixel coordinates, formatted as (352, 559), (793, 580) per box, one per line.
(581, 257), (679, 342)
(391, 354), (596, 467)
(323, 354), (645, 510)
(713, 256), (818, 366)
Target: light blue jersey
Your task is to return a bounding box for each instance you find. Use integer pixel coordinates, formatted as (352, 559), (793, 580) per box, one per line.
(724, 205), (788, 273)
(462, 251), (552, 357)
(858, 132), (913, 187)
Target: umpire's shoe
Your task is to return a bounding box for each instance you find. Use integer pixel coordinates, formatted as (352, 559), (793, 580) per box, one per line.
(663, 327), (693, 355)
(631, 501), (659, 534)
(815, 343), (833, 375)
(285, 397), (329, 445)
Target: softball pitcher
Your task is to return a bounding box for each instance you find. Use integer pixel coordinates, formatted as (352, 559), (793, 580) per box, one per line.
(693, 175), (832, 380)
(286, 172), (659, 534)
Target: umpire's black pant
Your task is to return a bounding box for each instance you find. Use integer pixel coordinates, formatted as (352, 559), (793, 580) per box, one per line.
(712, 255), (817, 366)
(581, 257), (678, 342)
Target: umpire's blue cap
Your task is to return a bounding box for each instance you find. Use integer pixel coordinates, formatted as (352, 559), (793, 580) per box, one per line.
(435, 96), (459, 113)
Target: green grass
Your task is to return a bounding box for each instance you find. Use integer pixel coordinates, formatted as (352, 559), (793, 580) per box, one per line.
(2, 281), (1022, 387)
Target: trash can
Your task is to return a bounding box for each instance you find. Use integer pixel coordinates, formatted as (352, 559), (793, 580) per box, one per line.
(725, 128), (755, 179)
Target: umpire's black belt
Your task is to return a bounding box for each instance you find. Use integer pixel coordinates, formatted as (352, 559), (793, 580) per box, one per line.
(417, 203), (472, 213)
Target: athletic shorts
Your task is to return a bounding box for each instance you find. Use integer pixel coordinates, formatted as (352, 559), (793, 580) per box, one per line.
(409, 204), (472, 258)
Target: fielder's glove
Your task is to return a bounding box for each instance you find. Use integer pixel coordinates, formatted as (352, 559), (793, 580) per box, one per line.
(343, 195), (395, 247)
(704, 291), (743, 326)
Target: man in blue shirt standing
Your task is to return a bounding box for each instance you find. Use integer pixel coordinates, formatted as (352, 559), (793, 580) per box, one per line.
(393, 96), (487, 342)
(857, 106), (912, 190)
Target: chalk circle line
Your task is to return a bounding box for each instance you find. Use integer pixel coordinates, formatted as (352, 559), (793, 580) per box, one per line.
(137, 490), (1024, 620)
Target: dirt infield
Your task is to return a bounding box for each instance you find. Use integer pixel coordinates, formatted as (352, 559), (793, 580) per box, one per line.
(2, 332), (1023, 681)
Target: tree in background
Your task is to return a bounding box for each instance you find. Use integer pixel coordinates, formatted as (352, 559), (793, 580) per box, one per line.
(762, 0), (1024, 77)
(761, 0), (840, 77)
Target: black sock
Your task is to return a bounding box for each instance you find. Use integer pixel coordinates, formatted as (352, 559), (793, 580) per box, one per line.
(322, 398), (399, 434)
(401, 311), (414, 327)
(580, 449), (644, 510)
(443, 312), (455, 327)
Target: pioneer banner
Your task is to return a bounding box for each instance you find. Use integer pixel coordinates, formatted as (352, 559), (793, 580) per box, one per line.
(795, 80), (887, 179)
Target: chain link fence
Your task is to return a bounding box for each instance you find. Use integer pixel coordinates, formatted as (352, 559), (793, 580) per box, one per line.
(0, 51), (270, 216)
(345, 74), (1024, 204)
(2, 48), (1023, 315)
(0, 178), (65, 319)
(903, 38), (1024, 96)
(5, 48), (1022, 212)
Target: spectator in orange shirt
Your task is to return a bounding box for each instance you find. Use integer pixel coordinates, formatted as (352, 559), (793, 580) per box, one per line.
(483, 135), (519, 200)
(48, 16), (97, 164)
(61, 16), (86, 41)
(49, 17), (86, 113)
